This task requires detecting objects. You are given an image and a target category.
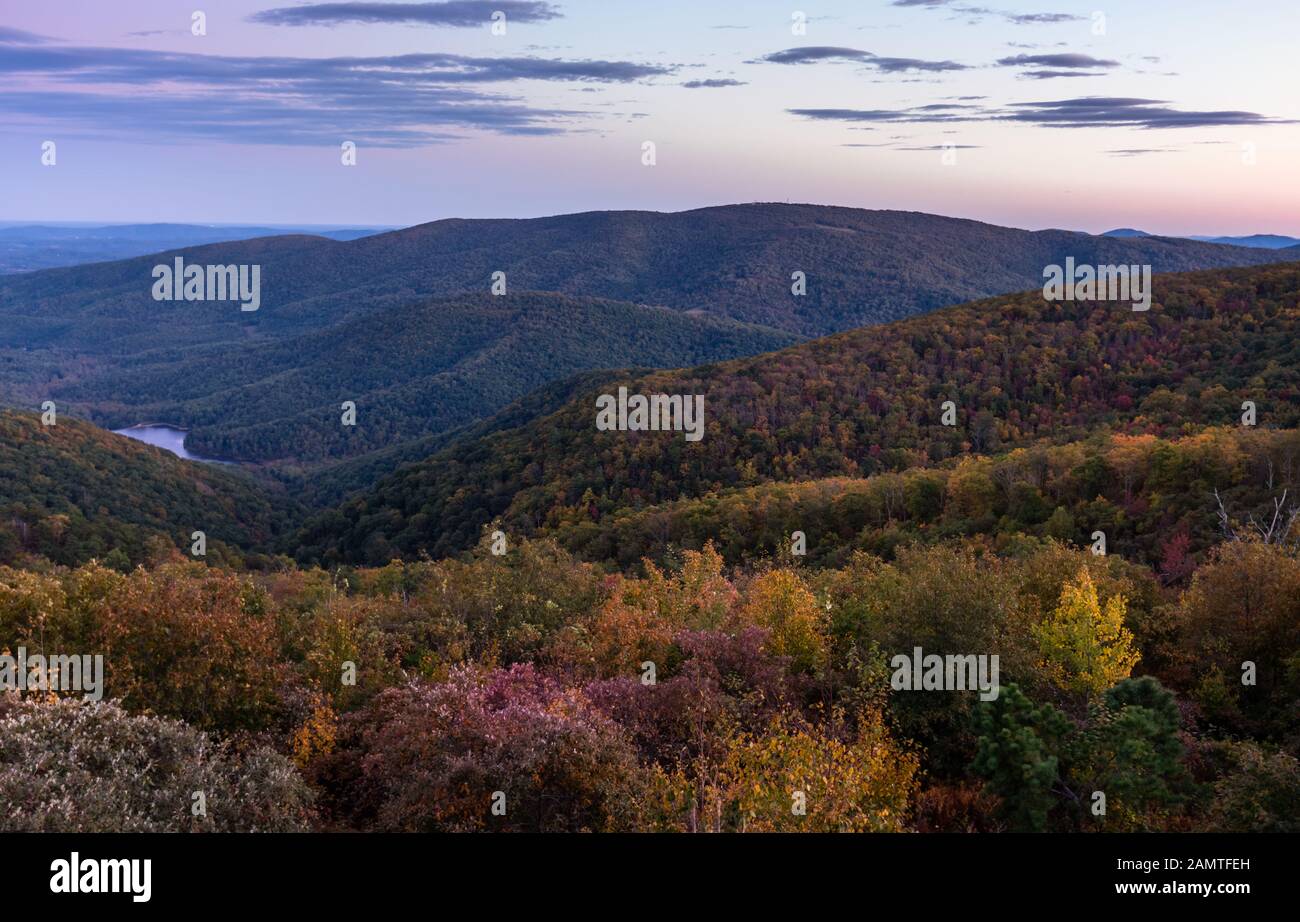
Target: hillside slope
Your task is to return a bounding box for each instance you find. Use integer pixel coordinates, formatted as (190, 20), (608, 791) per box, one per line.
(4, 203), (1295, 473)
(543, 426), (1300, 575)
(294, 261), (1300, 564)
(0, 410), (298, 567)
(44, 292), (798, 464)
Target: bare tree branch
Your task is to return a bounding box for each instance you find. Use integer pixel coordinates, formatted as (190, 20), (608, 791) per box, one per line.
(1213, 488), (1238, 541)
(1216, 488), (1300, 546)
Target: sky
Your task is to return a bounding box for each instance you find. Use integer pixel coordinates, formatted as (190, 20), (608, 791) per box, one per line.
(1, 0), (1298, 234)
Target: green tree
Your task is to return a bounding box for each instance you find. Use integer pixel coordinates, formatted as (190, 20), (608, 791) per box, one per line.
(1044, 506), (1076, 542)
(972, 683), (1071, 832)
(1069, 676), (1187, 828)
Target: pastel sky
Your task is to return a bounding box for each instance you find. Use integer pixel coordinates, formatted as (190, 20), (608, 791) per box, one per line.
(2, 0), (1298, 234)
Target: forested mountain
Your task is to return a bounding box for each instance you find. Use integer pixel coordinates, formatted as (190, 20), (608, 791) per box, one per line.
(294, 261), (1300, 564)
(3, 204), (1294, 342)
(33, 292), (796, 465)
(1, 204), (1294, 475)
(0, 410), (297, 568)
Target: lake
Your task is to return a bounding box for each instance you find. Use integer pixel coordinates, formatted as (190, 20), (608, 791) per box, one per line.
(112, 425), (226, 463)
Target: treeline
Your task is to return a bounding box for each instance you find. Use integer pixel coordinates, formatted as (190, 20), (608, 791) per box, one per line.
(296, 263), (1300, 565)
(1, 536), (1295, 832)
(547, 426), (1300, 574)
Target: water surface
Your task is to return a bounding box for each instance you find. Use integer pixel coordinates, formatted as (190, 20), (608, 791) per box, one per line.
(112, 425), (225, 463)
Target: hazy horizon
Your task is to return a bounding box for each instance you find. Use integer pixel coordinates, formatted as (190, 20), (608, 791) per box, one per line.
(3, 201), (1298, 241)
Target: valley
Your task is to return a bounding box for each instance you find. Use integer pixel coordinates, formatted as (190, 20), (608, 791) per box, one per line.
(2, 204), (1296, 494)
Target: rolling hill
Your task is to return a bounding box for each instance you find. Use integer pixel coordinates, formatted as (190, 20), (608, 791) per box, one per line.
(293, 260), (1300, 564)
(2, 203), (1297, 478)
(0, 410), (298, 567)
(35, 292), (799, 464)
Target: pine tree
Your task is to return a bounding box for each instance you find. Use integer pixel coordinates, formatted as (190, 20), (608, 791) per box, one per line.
(972, 683), (1071, 831)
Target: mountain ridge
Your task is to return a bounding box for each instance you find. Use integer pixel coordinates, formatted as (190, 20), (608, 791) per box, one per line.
(292, 259), (1300, 564)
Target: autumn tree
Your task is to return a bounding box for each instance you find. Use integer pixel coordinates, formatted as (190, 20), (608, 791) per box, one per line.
(737, 568), (826, 673)
(709, 710), (918, 832)
(570, 543), (735, 677)
(1175, 540), (1300, 738)
(315, 665), (647, 833)
(1036, 569), (1139, 702)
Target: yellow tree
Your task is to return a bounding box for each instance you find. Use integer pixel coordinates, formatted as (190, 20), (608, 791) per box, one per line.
(711, 711), (918, 832)
(738, 569), (826, 672)
(581, 543), (736, 677)
(1037, 569), (1139, 699)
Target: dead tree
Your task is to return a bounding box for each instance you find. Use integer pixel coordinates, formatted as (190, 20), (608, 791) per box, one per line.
(1213, 488), (1300, 547)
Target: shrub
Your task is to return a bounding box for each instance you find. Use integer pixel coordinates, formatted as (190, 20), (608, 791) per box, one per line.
(0, 698), (312, 832)
(314, 664), (647, 832)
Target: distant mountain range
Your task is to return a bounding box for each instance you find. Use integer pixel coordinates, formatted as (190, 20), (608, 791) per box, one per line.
(1102, 228), (1300, 249)
(0, 222), (390, 274)
(3, 203), (1299, 489)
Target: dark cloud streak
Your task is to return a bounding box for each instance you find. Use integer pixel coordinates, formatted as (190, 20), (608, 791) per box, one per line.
(789, 97), (1295, 130)
(758, 46), (967, 72)
(682, 78), (746, 88)
(0, 29), (670, 146)
(997, 53), (1119, 68)
(1020, 70), (1107, 79)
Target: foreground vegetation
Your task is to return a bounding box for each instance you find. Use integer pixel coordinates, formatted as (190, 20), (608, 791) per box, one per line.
(2, 533), (1295, 832)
